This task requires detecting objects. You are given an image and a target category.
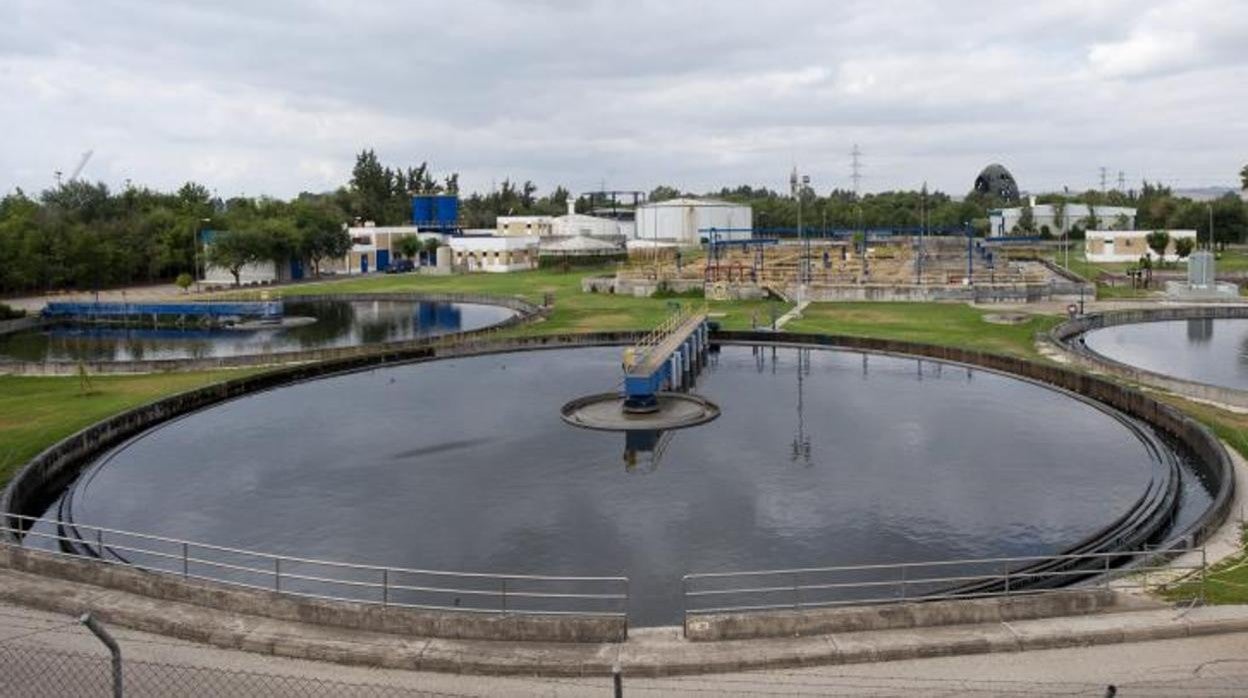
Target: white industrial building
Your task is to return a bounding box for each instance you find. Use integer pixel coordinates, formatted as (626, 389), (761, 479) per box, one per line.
(497, 216), (555, 237)
(498, 200), (628, 241)
(1085, 230), (1198, 263)
(635, 198), (753, 246)
(448, 236), (539, 272)
(989, 202), (1136, 237)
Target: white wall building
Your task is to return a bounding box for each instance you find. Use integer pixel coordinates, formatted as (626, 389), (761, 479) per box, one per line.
(448, 236), (540, 272)
(201, 260), (290, 286)
(635, 198), (753, 245)
(552, 213), (622, 239)
(1085, 230), (1198, 263)
(989, 203), (1136, 237)
(497, 216), (555, 237)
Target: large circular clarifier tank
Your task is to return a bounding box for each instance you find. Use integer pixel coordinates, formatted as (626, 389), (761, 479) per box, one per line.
(1081, 317), (1248, 390)
(46, 345), (1208, 626)
(0, 299), (516, 362)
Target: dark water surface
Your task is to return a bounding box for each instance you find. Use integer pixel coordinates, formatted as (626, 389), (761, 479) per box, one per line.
(47, 346), (1198, 626)
(0, 300), (515, 362)
(1082, 318), (1248, 391)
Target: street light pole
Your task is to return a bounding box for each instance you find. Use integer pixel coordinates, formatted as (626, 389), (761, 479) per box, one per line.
(1208, 203), (1214, 251)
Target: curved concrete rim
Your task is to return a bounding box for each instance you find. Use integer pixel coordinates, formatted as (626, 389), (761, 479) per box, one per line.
(1047, 305), (1248, 410)
(0, 291), (544, 375)
(0, 331), (1237, 666)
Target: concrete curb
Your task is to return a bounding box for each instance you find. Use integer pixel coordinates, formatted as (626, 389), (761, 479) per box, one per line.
(3, 567), (1247, 676)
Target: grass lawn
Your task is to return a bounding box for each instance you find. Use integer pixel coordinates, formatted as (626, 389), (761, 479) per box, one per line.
(1163, 525), (1248, 605)
(786, 303), (1060, 358)
(0, 371), (258, 487)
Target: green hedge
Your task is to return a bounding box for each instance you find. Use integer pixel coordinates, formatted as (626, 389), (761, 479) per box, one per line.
(538, 253), (627, 270)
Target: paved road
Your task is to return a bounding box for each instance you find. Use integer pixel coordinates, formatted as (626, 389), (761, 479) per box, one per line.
(3, 601), (1247, 696)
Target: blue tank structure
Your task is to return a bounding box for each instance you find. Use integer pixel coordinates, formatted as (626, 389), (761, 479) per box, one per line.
(412, 194), (460, 233)
(621, 309), (711, 413)
(44, 301), (284, 323)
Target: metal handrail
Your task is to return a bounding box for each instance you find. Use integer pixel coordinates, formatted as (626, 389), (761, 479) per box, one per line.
(3, 514), (627, 617)
(683, 547), (1205, 619)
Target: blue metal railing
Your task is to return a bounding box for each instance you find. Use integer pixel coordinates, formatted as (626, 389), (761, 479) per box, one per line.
(43, 301), (283, 320)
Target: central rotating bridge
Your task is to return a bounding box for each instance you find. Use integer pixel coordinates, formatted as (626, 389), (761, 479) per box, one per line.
(622, 308), (710, 413)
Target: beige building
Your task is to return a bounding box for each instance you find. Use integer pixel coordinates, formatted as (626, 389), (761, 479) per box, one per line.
(334, 225), (445, 274)
(1085, 230), (1197, 263)
(448, 236), (540, 272)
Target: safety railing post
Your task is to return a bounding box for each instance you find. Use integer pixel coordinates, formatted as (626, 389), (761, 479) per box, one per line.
(1003, 563), (1010, 596)
(900, 565), (907, 600)
(793, 572), (800, 610)
(96, 527), (103, 557)
(382, 569), (389, 607)
(274, 557), (281, 592)
(1200, 547), (1208, 604)
(181, 542), (188, 578)
(501, 577), (508, 614)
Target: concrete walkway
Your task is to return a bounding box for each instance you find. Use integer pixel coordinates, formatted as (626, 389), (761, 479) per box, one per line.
(3, 566), (1248, 679)
(773, 300), (810, 330)
(3, 600), (1248, 695)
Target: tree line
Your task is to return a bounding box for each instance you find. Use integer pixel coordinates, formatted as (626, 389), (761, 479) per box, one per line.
(2, 149), (1245, 294)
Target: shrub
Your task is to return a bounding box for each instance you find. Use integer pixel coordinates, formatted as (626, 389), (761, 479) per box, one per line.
(0, 303), (26, 320)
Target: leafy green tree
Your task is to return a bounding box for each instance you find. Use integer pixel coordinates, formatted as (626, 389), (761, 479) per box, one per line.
(649, 185), (682, 202)
(293, 198), (348, 275)
(1017, 204), (1035, 233)
(1146, 230), (1170, 264)
(397, 235), (423, 260)
(1173, 236), (1195, 260)
(1083, 205), (1099, 231)
(206, 229), (269, 287)
(1240, 164), (1248, 191)
(175, 272), (193, 293)
(350, 149), (390, 223)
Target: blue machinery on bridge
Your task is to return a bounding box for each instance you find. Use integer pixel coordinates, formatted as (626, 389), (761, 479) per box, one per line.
(43, 301), (284, 324)
(621, 307), (710, 413)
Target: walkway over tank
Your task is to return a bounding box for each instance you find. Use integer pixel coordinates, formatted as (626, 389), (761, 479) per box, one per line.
(622, 308), (709, 413)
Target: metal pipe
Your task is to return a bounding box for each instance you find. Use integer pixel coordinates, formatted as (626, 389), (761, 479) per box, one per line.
(81, 614), (123, 698)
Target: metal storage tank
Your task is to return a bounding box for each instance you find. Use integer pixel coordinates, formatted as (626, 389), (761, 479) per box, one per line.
(434, 195), (459, 228)
(411, 197), (434, 226)
(635, 198), (752, 245)
(412, 195), (460, 231)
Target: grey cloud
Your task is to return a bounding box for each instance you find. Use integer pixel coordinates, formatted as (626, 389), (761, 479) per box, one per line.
(2, 0), (1246, 198)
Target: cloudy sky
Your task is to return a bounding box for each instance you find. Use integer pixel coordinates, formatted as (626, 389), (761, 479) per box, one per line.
(2, 0), (1245, 200)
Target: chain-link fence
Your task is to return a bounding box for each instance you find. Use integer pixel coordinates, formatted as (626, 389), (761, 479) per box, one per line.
(0, 613), (470, 698)
(5, 603), (1248, 697)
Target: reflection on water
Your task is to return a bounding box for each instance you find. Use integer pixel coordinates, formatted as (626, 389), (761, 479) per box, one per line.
(45, 346), (1204, 626)
(623, 429), (672, 472)
(1083, 318), (1248, 390)
(0, 300), (515, 362)
(1187, 318), (1214, 343)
